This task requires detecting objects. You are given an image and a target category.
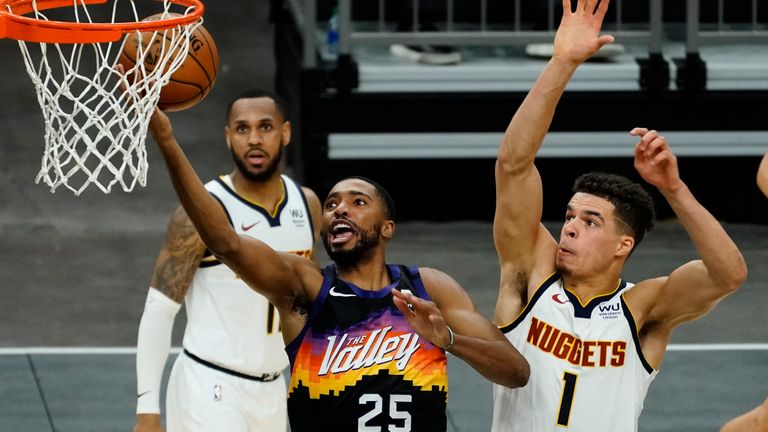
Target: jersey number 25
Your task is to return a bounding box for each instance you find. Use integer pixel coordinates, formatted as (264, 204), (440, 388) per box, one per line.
(359, 393), (412, 432)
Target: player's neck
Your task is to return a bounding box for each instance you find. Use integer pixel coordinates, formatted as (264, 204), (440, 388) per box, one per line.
(336, 251), (390, 291)
(562, 271), (623, 304)
(228, 170), (284, 212)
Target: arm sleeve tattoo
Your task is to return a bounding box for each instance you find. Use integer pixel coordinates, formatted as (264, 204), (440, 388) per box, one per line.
(150, 206), (207, 303)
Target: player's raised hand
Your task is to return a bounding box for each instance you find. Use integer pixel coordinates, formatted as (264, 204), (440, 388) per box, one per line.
(553, 0), (615, 65)
(392, 289), (452, 350)
(631, 127), (683, 193)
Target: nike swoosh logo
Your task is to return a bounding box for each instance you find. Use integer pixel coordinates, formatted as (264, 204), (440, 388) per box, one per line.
(241, 221), (260, 231)
(329, 286), (356, 298)
(137, 391), (150, 399)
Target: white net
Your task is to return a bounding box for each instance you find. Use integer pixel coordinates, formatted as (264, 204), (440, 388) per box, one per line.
(13, 0), (201, 194)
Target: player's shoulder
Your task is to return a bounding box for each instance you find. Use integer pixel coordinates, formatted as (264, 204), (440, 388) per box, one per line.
(167, 205), (196, 231)
(414, 267), (472, 304)
(622, 276), (668, 320)
(280, 248), (320, 269)
(413, 266), (452, 283)
(300, 186), (321, 207)
(279, 173), (320, 211)
(160, 205), (205, 253)
(624, 276), (667, 296)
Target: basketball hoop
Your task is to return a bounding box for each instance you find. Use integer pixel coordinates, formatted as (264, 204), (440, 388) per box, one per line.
(0, 0), (204, 194)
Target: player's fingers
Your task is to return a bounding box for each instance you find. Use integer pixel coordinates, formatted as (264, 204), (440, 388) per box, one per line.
(391, 294), (413, 315)
(595, 0), (611, 19)
(634, 129), (656, 152)
(392, 289), (430, 315)
(584, 0), (598, 13)
(563, 0), (572, 14)
(639, 130), (659, 151)
(629, 127), (649, 137)
(598, 34), (615, 48)
(652, 149), (674, 165)
(634, 142), (645, 161)
(644, 134), (668, 160)
(641, 129), (659, 142)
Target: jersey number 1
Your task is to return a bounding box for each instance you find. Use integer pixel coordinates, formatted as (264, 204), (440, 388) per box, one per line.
(557, 372), (578, 427)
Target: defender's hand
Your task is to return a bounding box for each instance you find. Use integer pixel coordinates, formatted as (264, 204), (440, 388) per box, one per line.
(553, 0), (615, 65)
(631, 127), (683, 193)
(392, 289), (452, 349)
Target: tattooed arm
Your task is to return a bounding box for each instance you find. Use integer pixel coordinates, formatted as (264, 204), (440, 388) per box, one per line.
(150, 206), (208, 301)
(134, 206), (206, 432)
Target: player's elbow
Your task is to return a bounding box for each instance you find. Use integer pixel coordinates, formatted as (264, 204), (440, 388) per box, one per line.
(717, 256), (748, 295)
(726, 260), (748, 293)
(498, 356), (530, 389)
(496, 150), (535, 178)
(207, 232), (242, 260)
(514, 360), (531, 388)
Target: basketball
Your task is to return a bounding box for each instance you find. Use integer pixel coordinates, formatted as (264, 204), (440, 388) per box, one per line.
(119, 14), (219, 112)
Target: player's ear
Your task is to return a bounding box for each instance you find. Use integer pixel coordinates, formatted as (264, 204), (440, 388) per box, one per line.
(382, 220), (395, 241)
(224, 125), (232, 150)
(616, 235), (634, 258)
(282, 120), (292, 146)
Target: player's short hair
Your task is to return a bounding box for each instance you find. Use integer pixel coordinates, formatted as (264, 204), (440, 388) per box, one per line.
(341, 176), (397, 221)
(572, 172), (655, 247)
(226, 88), (288, 122)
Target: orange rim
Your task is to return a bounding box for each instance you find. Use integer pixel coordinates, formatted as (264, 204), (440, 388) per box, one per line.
(0, 0), (204, 43)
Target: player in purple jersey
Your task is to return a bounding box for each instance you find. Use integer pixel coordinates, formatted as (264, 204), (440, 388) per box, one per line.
(147, 104), (530, 431)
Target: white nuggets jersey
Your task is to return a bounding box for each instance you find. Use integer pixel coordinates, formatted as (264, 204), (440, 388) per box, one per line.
(183, 174), (314, 376)
(492, 273), (658, 432)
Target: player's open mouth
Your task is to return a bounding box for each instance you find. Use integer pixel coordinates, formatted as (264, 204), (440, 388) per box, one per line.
(330, 220), (357, 245)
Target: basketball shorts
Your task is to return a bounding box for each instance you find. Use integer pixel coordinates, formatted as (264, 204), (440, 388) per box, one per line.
(166, 352), (287, 432)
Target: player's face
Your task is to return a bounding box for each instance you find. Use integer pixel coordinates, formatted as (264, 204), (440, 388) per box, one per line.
(321, 179), (393, 267)
(225, 97), (291, 182)
(555, 193), (632, 278)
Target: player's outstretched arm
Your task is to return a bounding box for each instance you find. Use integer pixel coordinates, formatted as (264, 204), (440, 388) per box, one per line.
(148, 109), (308, 307)
(393, 269), (530, 389)
(134, 206), (205, 430)
(757, 152), (768, 197)
(499, 0), (614, 173)
(494, 0), (615, 324)
(628, 128), (747, 329)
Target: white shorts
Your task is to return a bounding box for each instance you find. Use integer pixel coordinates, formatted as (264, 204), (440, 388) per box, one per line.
(166, 351), (287, 432)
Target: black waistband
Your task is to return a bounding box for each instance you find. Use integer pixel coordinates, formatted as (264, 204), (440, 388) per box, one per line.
(183, 349), (282, 382)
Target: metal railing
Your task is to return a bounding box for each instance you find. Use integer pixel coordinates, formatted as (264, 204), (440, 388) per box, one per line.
(688, 0), (768, 51)
(287, 0), (768, 68)
(335, 0), (652, 54)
